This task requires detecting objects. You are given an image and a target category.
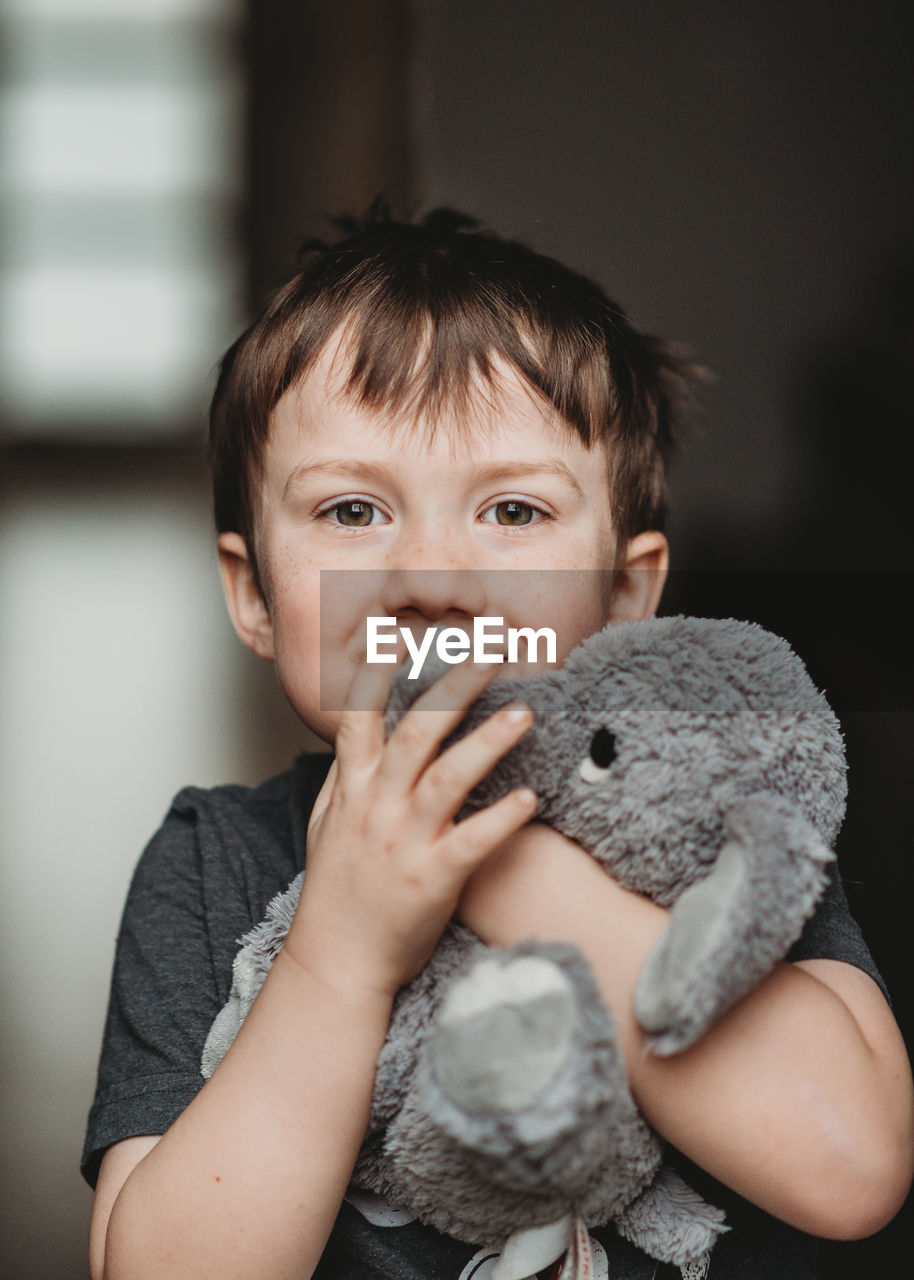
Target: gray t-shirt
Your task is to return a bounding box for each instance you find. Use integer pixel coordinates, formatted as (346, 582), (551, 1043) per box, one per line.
(82, 753), (890, 1279)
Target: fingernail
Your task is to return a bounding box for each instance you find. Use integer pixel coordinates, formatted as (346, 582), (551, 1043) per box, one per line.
(502, 702), (531, 723)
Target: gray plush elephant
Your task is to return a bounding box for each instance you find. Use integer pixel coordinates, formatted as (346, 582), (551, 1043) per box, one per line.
(201, 616), (846, 1275)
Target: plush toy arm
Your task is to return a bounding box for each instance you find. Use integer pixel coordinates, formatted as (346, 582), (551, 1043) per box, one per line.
(634, 794), (834, 1056)
(201, 873), (304, 1079)
(614, 1165), (728, 1267)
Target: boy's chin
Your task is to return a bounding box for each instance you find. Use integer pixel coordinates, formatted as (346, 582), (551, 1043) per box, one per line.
(298, 709), (339, 748)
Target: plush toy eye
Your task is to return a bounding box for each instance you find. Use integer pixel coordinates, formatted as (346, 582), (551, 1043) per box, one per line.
(578, 728), (617, 782)
(590, 728), (617, 767)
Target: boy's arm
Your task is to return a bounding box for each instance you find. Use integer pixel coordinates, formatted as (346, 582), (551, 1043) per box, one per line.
(92, 948), (396, 1280)
(458, 822), (914, 1239)
(91, 661), (537, 1280)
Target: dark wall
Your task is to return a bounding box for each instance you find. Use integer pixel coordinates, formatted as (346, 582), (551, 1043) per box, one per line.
(412, 3), (913, 1274)
(245, 0), (413, 299)
(416, 0), (914, 564)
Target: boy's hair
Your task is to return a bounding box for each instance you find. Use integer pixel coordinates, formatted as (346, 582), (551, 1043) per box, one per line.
(209, 207), (702, 582)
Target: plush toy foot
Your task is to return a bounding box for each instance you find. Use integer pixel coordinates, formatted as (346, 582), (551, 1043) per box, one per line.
(635, 794), (832, 1055)
(422, 941), (655, 1198)
(614, 1165), (728, 1267)
(375, 942), (663, 1245)
(432, 951), (577, 1115)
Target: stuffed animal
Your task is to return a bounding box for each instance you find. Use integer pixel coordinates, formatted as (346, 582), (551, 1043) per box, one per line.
(201, 616), (846, 1275)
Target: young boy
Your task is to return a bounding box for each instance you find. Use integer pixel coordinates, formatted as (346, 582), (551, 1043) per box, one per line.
(84, 209), (913, 1280)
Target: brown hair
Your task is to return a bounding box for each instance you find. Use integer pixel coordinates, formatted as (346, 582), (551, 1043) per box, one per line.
(209, 207), (702, 579)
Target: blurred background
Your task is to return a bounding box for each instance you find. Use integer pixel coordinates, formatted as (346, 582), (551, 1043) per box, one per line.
(1, 1), (911, 1275)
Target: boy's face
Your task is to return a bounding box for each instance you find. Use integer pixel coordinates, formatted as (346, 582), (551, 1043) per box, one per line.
(219, 339), (667, 743)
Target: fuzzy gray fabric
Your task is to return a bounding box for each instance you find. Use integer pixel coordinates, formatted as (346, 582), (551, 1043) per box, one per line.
(201, 616), (844, 1270)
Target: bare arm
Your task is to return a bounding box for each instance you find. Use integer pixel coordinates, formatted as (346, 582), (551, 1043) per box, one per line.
(93, 952), (395, 1280)
(458, 822), (914, 1239)
(90, 661), (537, 1280)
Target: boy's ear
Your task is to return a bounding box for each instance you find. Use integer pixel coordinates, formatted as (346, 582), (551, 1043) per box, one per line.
(217, 532), (275, 660)
(609, 531), (669, 622)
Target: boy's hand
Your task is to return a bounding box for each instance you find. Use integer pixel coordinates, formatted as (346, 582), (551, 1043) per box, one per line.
(285, 658), (537, 998)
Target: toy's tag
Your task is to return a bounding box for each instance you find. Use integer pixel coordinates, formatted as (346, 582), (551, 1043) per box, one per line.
(548, 1216), (592, 1279)
(469, 1221), (609, 1280)
(680, 1257), (710, 1279)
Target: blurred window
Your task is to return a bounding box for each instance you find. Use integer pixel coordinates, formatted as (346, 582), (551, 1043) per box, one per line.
(0, 0), (243, 437)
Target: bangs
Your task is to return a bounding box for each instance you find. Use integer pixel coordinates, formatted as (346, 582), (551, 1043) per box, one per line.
(276, 228), (620, 447)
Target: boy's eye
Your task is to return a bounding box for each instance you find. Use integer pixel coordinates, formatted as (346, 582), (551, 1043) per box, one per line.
(481, 499), (546, 527)
(323, 500), (384, 527)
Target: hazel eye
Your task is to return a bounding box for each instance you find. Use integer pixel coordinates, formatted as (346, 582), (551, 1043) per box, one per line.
(330, 500), (377, 527)
(493, 500), (534, 526)
(480, 499), (549, 528)
(578, 727), (617, 782)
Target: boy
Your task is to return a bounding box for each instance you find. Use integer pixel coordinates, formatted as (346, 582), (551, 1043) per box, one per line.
(84, 209), (913, 1279)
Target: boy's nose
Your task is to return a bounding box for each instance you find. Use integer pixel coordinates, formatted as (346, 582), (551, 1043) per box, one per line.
(379, 568), (489, 625)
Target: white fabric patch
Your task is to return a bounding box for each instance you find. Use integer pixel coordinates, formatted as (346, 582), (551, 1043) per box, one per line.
(491, 1214), (574, 1280)
(458, 1249), (529, 1280)
(578, 755), (612, 783)
(345, 1187), (416, 1227)
(439, 956), (573, 1025)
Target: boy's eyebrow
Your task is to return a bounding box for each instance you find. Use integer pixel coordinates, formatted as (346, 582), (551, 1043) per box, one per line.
(282, 460), (397, 499)
(469, 460), (585, 496)
(282, 458), (585, 499)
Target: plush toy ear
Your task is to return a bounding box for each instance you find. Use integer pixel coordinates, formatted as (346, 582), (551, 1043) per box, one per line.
(634, 792), (834, 1055)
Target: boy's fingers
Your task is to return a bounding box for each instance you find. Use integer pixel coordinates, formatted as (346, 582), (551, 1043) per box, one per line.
(334, 655), (401, 768)
(443, 787), (538, 871)
(414, 700), (534, 823)
(380, 660), (503, 787)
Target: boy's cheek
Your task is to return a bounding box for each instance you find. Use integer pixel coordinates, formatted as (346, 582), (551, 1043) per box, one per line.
(274, 657), (339, 742)
(273, 614), (368, 735)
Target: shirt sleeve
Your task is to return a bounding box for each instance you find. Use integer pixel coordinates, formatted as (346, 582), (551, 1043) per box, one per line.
(81, 757), (328, 1190)
(81, 803), (222, 1188)
(785, 856), (891, 1004)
